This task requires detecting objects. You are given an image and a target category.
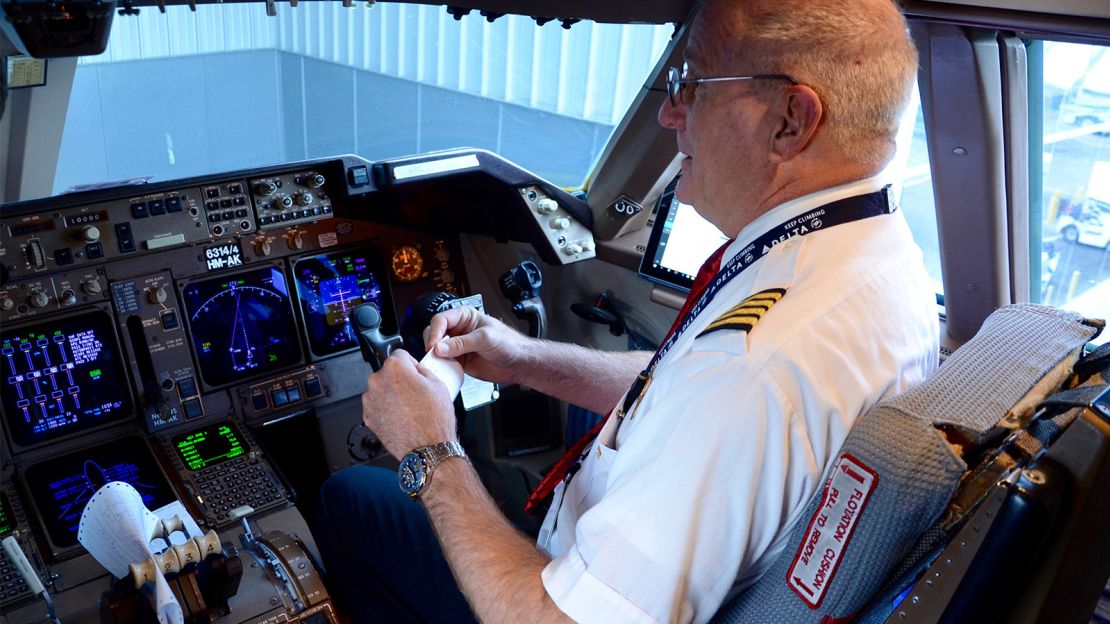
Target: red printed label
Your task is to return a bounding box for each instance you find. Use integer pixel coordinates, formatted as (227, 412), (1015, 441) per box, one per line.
(786, 453), (878, 608)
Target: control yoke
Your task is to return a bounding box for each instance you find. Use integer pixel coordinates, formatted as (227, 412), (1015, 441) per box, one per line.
(499, 260), (547, 339)
(350, 304), (403, 371)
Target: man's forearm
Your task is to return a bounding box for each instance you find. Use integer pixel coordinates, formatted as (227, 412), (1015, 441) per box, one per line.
(515, 343), (651, 414)
(422, 459), (572, 624)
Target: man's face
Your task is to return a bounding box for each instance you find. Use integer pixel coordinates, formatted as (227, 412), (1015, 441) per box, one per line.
(658, 4), (773, 235)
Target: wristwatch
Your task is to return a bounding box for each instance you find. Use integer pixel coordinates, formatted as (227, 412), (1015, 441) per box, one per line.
(398, 440), (468, 499)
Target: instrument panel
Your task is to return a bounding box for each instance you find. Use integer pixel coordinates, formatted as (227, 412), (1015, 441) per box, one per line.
(0, 150), (592, 620)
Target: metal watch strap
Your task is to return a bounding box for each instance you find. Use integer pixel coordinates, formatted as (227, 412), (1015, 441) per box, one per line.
(417, 440), (467, 469)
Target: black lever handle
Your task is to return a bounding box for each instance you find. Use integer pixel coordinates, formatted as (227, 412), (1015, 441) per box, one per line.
(350, 303), (403, 371)
(499, 260), (547, 339)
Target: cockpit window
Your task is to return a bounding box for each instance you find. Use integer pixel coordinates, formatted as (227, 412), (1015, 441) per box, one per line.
(51, 4), (672, 196)
(887, 87), (943, 297)
(1035, 40), (1110, 345)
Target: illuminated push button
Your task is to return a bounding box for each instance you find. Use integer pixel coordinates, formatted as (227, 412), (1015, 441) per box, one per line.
(166, 197), (183, 213)
(116, 223), (136, 253)
(148, 199), (166, 215)
(177, 377), (197, 397)
(304, 377), (322, 398)
(252, 392), (269, 411)
(54, 248), (74, 265)
(285, 385), (302, 402)
(271, 389), (289, 407)
(130, 202), (149, 219)
(86, 242), (104, 259)
(183, 398), (204, 419)
(160, 311), (179, 330)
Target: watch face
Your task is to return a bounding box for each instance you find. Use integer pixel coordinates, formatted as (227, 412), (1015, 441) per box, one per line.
(398, 452), (427, 496)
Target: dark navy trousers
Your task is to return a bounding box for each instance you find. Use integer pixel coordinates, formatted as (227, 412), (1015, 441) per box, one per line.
(314, 465), (478, 623)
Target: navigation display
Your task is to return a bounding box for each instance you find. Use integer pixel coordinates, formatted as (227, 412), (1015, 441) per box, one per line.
(24, 437), (175, 550)
(639, 175), (729, 292)
(173, 422), (246, 471)
(293, 250), (394, 357)
(181, 266), (302, 387)
(1, 310), (132, 447)
(0, 492), (15, 536)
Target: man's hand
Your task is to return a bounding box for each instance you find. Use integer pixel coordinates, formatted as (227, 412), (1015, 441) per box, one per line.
(425, 306), (532, 385)
(361, 350), (457, 458)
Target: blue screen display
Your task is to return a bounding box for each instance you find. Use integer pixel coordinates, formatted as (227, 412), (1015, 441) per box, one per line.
(181, 266), (302, 387)
(1, 310), (132, 447)
(24, 437), (175, 549)
(293, 250), (392, 357)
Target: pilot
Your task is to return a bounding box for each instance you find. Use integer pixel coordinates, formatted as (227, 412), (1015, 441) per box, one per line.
(315, 0), (939, 621)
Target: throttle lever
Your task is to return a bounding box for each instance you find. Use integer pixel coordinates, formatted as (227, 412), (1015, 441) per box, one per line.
(350, 304), (403, 371)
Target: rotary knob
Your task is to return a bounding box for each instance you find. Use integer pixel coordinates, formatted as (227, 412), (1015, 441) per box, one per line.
(537, 198), (559, 214)
(81, 279), (102, 296)
(61, 289), (78, 305)
(564, 243), (584, 255)
(550, 216), (571, 230)
(148, 286), (168, 304)
(294, 191), (313, 206)
(287, 232), (304, 250)
(30, 290), (50, 308)
(255, 239), (272, 257)
(81, 225), (101, 243)
(306, 174), (326, 189)
(1, 298), (14, 311)
(276, 194), (294, 209)
(256, 181), (278, 196)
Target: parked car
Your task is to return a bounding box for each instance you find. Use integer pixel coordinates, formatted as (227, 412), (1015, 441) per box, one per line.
(1057, 198), (1110, 249)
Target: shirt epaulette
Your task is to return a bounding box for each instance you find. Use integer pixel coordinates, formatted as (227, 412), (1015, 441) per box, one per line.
(697, 288), (787, 338)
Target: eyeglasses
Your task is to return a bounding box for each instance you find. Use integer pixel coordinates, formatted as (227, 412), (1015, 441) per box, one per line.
(660, 65), (798, 107)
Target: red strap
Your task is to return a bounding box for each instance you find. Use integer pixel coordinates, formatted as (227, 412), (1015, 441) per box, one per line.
(524, 240), (731, 514)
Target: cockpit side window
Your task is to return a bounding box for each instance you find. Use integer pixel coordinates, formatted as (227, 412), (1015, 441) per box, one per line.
(1032, 39), (1110, 344)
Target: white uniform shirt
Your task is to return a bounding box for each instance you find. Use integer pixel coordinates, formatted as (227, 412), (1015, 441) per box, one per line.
(537, 177), (940, 623)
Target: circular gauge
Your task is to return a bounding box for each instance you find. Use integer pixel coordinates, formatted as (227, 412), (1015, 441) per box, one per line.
(391, 246), (425, 282)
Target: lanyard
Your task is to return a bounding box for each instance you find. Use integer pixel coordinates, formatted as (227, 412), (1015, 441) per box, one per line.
(617, 186), (896, 421)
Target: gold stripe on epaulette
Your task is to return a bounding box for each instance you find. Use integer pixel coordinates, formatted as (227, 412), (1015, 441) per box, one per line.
(698, 288), (786, 338)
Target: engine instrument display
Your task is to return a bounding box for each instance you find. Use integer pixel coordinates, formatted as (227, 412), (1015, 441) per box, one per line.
(181, 266), (302, 387)
(293, 250), (394, 357)
(1, 310), (132, 447)
(173, 421), (247, 471)
(0, 492), (15, 536)
(24, 436), (175, 550)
